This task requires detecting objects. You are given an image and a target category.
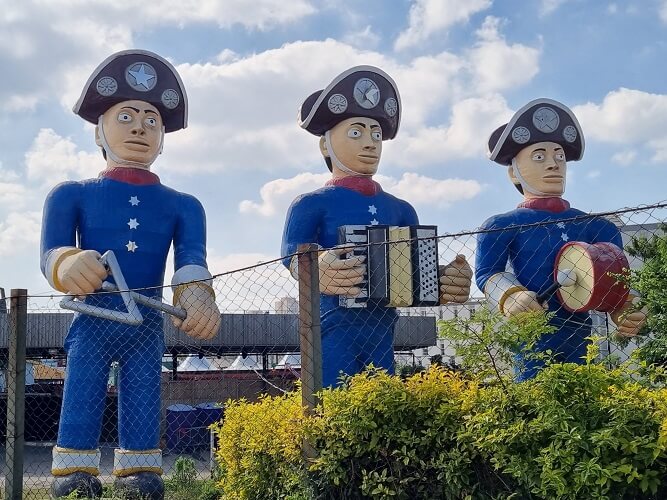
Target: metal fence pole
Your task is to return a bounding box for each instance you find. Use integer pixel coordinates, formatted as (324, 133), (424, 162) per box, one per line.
(5, 289), (27, 500)
(297, 244), (322, 432)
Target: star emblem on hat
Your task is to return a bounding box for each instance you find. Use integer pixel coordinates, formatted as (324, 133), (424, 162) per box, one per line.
(556, 222), (566, 229)
(127, 218), (139, 230)
(370, 219), (379, 225)
(129, 196), (140, 206)
(561, 232), (569, 242)
(126, 62), (157, 91)
(368, 205), (377, 215)
(126, 241), (138, 252)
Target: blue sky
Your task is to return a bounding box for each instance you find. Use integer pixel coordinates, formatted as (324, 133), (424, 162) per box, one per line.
(1, 0), (666, 297)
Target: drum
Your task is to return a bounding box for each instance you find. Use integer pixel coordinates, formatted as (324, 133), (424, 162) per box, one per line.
(555, 241), (629, 313)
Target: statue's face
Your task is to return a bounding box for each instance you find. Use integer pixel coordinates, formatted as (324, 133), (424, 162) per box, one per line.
(96, 100), (163, 166)
(323, 117), (383, 176)
(510, 141), (567, 196)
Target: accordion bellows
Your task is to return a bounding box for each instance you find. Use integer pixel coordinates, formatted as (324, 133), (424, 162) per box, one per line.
(338, 225), (440, 308)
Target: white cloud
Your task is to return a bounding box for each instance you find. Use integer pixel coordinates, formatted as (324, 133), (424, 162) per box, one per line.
(660, 1), (667, 22)
(0, 0), (316, 115)
(242, 171), (483, 218)
(342, 25), (381, 49)
(388, 94), (514, 165)
(239, 172), (330, 217)
(0, 183), (28, 207)
(376, 173), (483, 208)
(24, 129), (101, 186)
(540, 0), (571, 16)
(207, 251), (296, 313)
(468, 17), (541, 93)
(611, 150), (637, 166)
(395, 0), (492, 50)
(0, 211), (41, 257)
(573, 88), (667, 162)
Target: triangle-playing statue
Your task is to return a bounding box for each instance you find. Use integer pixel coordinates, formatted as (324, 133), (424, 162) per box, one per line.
(40, 50), (221, 500)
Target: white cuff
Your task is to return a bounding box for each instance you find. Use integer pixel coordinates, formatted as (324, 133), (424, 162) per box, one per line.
(172, 264), (212, 289)
(113, 448), (163, 476)
(52, 446), (100, 476)
(44, 247), (80, 290)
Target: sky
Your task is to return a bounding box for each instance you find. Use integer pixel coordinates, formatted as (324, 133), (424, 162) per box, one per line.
(1, 0), (667, 300)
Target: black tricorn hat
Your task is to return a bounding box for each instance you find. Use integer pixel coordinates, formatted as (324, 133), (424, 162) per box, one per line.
(488, 98), (584, 166)
(73, 49), (188, 133)
(298, 65), (401, 139)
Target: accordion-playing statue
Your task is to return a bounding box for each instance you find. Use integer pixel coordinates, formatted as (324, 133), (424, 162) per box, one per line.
(475, 98), (646, 380)
(281, 66), (472, 387)
(40, 50), (220, 499)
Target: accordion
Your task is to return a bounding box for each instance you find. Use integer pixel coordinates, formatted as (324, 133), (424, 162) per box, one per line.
(337, 225), (440, 308)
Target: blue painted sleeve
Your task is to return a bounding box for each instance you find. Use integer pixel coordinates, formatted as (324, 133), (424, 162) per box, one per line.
(590, 217), (623, 248)
(281, 194), (322, 268)
(475, 214), (515, 292)
(173, 193), (208, 271)
(40, 182), (81, 276)
(400, 200), (419, 226)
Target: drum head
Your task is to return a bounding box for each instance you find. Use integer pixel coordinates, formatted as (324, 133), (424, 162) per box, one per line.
(555, 241), (629, 313)
(556, 242), (595, 311)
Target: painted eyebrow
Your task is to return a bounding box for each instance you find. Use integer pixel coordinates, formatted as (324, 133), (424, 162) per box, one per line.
(351, 122), (367, 128)
(121, 106), (140, 113)
(370, 125), (381, 130)
(531, 148), (546, 153)
(554, 147), (564, 152)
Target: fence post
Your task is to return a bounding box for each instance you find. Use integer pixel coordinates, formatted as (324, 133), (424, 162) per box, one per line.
(297, 244), (321, 459)
(5, 289), (27, 500)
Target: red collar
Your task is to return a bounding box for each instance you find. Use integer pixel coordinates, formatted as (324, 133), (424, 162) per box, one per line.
(325, 176), (382, 196)
(518, 197), (571, 213)
(99, 167), (160, 185)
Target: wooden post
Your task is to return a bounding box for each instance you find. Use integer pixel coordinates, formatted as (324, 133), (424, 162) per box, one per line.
(297, 244), (322, 460)
(5, 289), (27, 500)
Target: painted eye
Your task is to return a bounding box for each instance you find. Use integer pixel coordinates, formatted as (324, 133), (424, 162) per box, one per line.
(347, 128), (362, 138)
(117, 112), (132, 123)
(144, 116), (157, 127)
(555, 153), (566, 161)
(532, 153), (545, 161)
(371, 130), (382, 141)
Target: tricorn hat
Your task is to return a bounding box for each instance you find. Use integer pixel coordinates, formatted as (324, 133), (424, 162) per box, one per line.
(488, 98), (584, 166)
(298, 65), (401, 139)
(73, 49), (188, 133)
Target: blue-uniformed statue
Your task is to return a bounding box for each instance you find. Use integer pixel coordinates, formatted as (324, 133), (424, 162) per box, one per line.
(475, 98), (645, 380)
(40, 50), (221, 499)
(281, 66), (472, 387)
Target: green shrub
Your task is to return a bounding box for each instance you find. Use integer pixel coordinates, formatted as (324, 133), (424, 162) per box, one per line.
(465, 348), (667, 499)
(211, 391), (313, 499)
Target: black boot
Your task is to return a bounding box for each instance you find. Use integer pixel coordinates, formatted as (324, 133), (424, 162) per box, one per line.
(51, 471), (102, 498)
(114, 472), (164, 500)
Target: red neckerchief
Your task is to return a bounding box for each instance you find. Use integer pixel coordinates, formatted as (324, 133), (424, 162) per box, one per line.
(325, 176), (382, 196)
(518, 197), (570, 213)
(99, 167), (160, 185)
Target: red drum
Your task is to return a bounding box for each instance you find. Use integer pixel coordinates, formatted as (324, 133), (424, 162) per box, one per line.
(555, 242), (629, 313)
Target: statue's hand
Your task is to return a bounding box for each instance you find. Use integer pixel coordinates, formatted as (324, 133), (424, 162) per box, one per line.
(57, 250), (108, 295)
(318, 245), (366, 296)
(172, 284), (221, 340)
(439, 254), (472, 304)
(503, 290), (546, 317)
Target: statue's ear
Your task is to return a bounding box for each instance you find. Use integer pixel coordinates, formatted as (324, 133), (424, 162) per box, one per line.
(319, 136), (329, 158)
(507, 164), (518, 184)
(95, 125), (102, 148)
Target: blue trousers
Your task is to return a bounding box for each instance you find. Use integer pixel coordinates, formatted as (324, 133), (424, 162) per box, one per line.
(321, 317), (396, 388)
(58, 299), (165, 451)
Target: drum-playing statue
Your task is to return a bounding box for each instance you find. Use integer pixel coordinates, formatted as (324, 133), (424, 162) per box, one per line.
(475, 98), (646, 380)
(40, 50), (221, 499)
(281, 66), (473, 387)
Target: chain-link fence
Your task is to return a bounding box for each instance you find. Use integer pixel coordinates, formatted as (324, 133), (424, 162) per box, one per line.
(1, 201), (666, 498)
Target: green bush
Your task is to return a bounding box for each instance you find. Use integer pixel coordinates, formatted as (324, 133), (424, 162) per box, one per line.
(465, 355), (667, 499)
(308, 368), (509, 499)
